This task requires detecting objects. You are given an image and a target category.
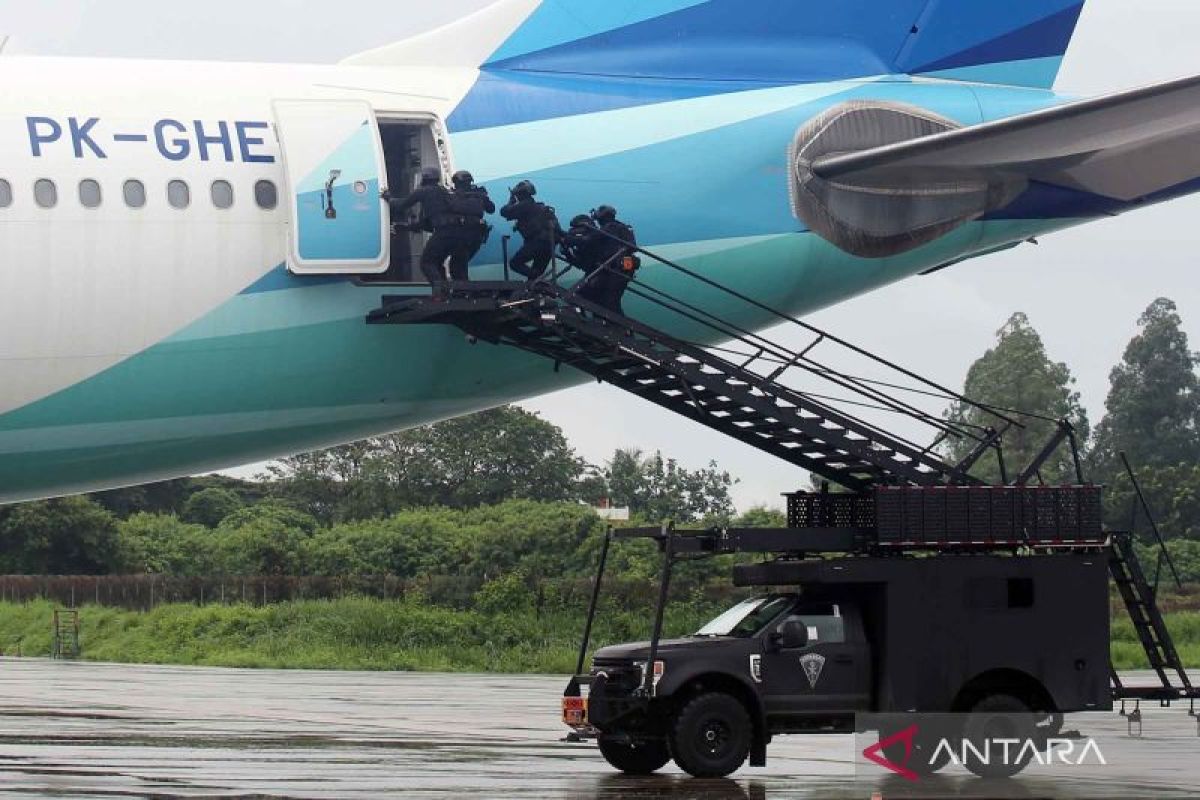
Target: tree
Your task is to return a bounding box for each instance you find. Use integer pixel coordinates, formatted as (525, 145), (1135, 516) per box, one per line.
(90, 478), (193, 518)
(944, 313), (1089, 483)
(268, 406), (587, 519)
(735, 506), (787, 528)
(91, 475), (264, 520)
(1090, 298), (1200, 481)
(117, 513), (216, 575)
(0, 497), (120, 574)
(181, 488), (244, 528)
(593, 448), (736, 523)
(213, 503), (319, 575)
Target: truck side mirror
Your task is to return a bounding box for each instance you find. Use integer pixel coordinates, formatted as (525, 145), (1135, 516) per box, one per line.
(775, 620), (809, 650)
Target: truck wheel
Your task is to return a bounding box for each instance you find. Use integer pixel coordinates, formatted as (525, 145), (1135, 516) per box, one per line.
(669, 692), (752, 778)
(962, 694), (1036, 779)
(597, 736), (670, 775)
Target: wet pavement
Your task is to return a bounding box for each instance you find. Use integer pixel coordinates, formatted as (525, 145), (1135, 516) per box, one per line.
(0, 659), (1196, 798)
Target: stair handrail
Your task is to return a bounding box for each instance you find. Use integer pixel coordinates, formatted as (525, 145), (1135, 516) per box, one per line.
(1120, 451), (1184, 591)
(549, 281), (963, 466)
(577, 224), (1023, 431)
(610, 275), (983, 447)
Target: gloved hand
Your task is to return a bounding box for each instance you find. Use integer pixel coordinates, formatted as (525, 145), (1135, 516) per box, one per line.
(380, 189), (393, 201)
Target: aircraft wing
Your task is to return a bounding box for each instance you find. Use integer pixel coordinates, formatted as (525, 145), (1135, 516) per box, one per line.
(813, 74), (1200, 203)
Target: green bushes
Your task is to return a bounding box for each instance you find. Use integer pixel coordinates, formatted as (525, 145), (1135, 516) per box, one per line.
(0, 597), (715, 673)
(1, 598), (1195, 673)
(114, 500), (612, 580)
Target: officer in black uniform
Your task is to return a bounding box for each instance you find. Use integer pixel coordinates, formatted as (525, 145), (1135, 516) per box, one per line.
(561, 214), (599, 267)
(501, 180), (560, 281)
(445, 170), (495, 284)
(569, 205), (638, 314)
(386, 167), (453, 296)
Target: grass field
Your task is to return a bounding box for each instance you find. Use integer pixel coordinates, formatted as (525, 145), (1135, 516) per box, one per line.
(0, 599), (1195, 673)
(0, 598), (715, 673)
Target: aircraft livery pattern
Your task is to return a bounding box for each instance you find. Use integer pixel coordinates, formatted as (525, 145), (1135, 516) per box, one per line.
(478, 0), (1086, 87)
(1, 0), (1192, 505)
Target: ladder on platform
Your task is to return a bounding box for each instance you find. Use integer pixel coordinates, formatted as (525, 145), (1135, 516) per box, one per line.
(51, 608), (80, 660)
(1109, 533), (1194, 700)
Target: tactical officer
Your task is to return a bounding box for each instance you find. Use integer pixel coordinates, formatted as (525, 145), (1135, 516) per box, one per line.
(386, 167), (453, 296)
(561, 214), (599, 268)
(568, 205), (639, 315)
(445, 170), (495, 282)
(501, 180), (560, 281)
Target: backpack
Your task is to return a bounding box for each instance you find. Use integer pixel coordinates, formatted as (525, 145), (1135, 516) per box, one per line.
(449, 189), (489, 218)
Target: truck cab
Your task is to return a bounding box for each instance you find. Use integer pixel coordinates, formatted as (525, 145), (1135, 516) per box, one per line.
(565, 551), (1112, 779)
(570, 592), (873, 778)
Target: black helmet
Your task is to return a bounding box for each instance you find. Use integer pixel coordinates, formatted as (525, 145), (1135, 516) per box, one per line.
(451, 170), (474, 188)
(592, 205), (617, 224)
(512, 179), (537, 197)
(570, 214), (592, 227)
(420, 167), (441, 185)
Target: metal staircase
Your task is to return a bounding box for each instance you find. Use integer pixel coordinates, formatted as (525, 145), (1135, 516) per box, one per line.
(1109, 532), (1194, 700)
(369, 281), (1011, 492)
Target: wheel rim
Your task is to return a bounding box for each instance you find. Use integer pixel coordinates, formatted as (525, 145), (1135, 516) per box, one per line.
(697, 716), (732, 758)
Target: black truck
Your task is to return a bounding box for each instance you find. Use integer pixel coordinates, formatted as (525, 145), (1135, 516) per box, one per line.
(563, 492), (1197, 779)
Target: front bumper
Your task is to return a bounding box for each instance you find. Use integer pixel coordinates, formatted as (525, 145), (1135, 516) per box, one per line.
(563, 668), (651, 734)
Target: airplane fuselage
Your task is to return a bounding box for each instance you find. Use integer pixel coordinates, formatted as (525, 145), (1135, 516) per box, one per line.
(0, 55), (1113, 502)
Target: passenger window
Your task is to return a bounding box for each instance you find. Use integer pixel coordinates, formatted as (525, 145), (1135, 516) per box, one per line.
(254, 179), (278, 210)
(34, 179), (57, 208)
(167, 180), (190, 209)
(124, 180), (146, 208)
(211, 180), (234, 209)
(785, 605), (845, 644)
(0, 179), (11, 208)
(79, 179), (102, 208)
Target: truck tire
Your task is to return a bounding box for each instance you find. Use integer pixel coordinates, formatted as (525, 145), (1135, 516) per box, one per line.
(597, 736), (670, 775)
(669, 692), (752, 778)
(962, 694), (1036, 779)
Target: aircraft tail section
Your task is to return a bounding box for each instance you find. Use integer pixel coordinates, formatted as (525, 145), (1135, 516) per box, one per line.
(895, 0), (1087, 88)
(345, 0), (1085, 89)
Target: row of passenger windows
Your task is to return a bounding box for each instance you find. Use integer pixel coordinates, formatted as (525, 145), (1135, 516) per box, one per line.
(0, 179), (279, 211)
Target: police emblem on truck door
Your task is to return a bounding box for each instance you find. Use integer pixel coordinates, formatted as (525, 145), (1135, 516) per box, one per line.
(799, 653), (826, 688)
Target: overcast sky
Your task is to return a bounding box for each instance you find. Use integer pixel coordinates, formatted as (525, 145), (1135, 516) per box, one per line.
(5, 0), (1200, 510)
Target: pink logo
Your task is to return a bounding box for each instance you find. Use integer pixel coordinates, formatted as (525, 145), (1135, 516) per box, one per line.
(862, 724), (920, 782)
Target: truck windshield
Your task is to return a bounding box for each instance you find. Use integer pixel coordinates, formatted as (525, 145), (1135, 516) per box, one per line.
(694, 595), (794, 638)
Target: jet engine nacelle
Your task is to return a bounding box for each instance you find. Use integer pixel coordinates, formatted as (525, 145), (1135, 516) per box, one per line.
(790, 101), (1026, 259)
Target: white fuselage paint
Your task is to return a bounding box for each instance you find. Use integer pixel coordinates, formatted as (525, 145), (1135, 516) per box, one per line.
(0, 56), (475, 416)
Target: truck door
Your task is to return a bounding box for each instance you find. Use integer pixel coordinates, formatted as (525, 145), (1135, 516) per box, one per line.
(760, 603), (871, 716)
(273, 99), (390, 275)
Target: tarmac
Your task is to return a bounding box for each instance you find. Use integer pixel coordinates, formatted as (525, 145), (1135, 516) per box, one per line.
(0, 659), (1196, 799)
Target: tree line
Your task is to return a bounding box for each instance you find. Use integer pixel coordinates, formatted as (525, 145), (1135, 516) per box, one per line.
(2, 297), (1200, 582)
(946, 299), (1200, 538)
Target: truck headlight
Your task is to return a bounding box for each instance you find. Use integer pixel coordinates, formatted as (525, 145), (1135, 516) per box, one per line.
(637, 660), (666, 693)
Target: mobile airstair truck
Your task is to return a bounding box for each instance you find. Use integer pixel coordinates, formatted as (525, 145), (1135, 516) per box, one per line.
(368, 235), (1199, 780)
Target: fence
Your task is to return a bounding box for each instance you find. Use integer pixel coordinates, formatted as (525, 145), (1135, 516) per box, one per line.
(0, 574), (744, 613)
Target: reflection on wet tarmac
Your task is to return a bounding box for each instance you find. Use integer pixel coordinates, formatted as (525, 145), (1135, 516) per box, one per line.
(0, 660), (1195, 798)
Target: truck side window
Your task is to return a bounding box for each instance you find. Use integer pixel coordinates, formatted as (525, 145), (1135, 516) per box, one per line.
(785, 605), (845, 644)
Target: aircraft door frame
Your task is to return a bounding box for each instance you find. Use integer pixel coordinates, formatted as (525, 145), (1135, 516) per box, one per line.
(273, 99), (390, 275)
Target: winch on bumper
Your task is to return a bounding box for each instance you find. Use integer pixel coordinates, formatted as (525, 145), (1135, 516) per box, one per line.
(563, 660), (664, 736)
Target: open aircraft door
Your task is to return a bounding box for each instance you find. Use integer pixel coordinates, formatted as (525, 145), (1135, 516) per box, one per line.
(273, 100), (390, 274)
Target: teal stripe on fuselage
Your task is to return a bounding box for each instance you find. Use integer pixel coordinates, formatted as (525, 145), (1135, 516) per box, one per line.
(0, 219), (1077, 503)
